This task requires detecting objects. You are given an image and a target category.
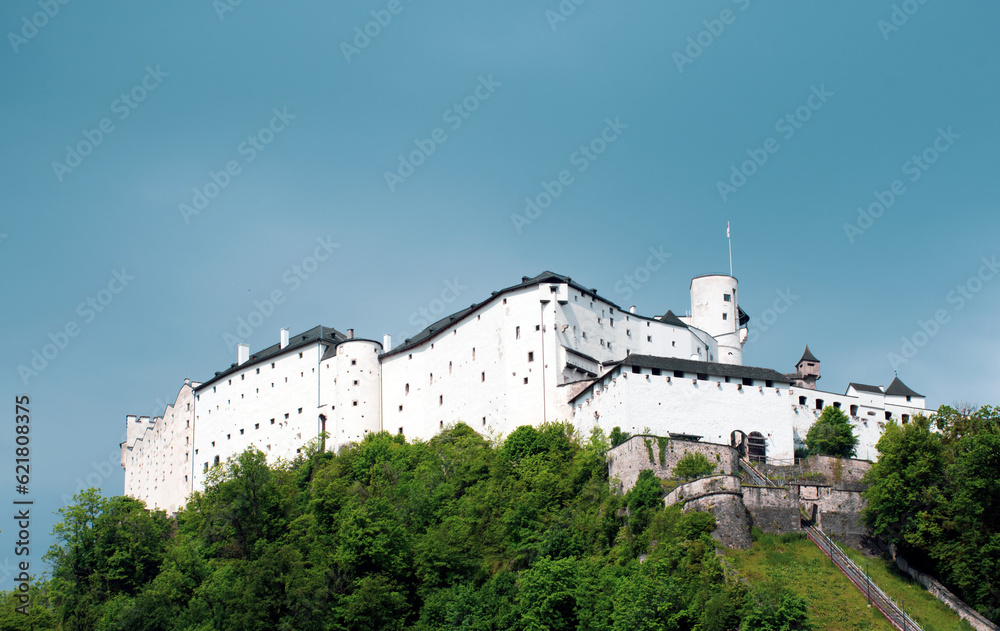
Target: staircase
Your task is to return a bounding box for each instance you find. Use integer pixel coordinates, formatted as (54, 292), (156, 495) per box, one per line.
(802, 513), (923, 631)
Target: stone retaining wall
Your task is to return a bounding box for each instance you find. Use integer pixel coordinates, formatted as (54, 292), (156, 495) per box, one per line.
(608, 435), (738, 493)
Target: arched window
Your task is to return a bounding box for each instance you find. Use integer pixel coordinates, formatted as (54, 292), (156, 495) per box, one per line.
(748, 431), (766, 464)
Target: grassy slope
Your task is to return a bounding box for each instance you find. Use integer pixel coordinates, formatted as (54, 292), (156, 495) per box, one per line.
(724, 533), (973, 631)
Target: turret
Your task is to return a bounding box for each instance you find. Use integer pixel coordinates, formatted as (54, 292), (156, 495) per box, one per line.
(793, 345), (820, 390)
(689, 274), (746, 365)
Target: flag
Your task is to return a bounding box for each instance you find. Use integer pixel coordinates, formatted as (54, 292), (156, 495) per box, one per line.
(727, 222), (730, 239)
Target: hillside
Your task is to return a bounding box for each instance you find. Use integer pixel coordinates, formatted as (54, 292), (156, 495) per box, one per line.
(3, 417), (994, 630)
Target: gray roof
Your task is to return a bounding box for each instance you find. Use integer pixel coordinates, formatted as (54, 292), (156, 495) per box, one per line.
(571, 354), (792, 402)
(798, 345), (819, 364)
(618, 355), (792, 383)
(884, 377), (923, 398)
(196, 325), (347, 390)
(659, 310), (689, 328)
(382, 271), (691, 358)
(847, 383), (884, 395)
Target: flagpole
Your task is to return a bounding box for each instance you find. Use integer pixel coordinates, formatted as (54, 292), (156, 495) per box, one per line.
(728, 222), (733, 276)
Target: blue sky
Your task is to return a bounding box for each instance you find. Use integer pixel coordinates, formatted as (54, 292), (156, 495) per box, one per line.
(1, 0), (998, 586)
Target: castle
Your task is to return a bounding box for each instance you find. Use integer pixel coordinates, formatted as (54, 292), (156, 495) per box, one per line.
(121, 271), (927, 513)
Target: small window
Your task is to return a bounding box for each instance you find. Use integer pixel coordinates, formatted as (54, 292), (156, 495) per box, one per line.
(481, 371), (486, 382)
(240, 429), (244, 435)
(885, 411), (892, 420)
(439, 395), (443, 405)
(799, 396), (807, 405)
(270, 418), (275, 424)
(816, 400), (824, 410)
(255, 423), (259, 429)
(214, 455), (220, 466)
(516, 326), (520, 339)
(353, 401), (358, 407)
(524, 377), (529, 384)
(631, 366), (641, 374)
(850, 405), (859, 416)
(472, 348), (476, 360)
(284, 413), (289, 419)
(256, 368), (260, 374)
(440, 420), (444, 428)
(697, 373), (708, 381)
(833, 401), (841, 409)
(503, 298), (507, 304)
(299, 352), (303, 358)
(651, 368), (661, 376)
(228, 379), (231, 385)
(398, 427), (404, 435)
(647, 335), (652, 342)
(211, 441), (216, 447)
(353, 380), (359, 386)
(405, 383), (410, 395)
(765, 380), (774, 387)
(449, 361), (453, 374)
(271, 362), (275, 368)
(351, 359), (357, 366)
(298, 407), (303, 414)
(627, 329), (631, 337)
(723, 313), (728, 320)
(430, 373), (434, 384)
(742, 378), (753, 386)
(482, 417), (486, 426)
(399, 405), (403, 411)
(724, 294), (731, 302)
(528, 351), (534, 362)
(902, 414), (910, 423)
(906, 395), (912, 402)
(535, 325), (540, 331)
(674, 370), (684, 378)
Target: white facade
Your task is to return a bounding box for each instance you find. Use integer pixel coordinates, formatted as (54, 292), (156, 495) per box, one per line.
(121, 271), (928, 512)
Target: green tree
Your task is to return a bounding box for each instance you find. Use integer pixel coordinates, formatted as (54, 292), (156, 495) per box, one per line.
(671, 452), (716, 479)
(44, 490), (171, 630)
(805, 406), (858, 457)
(609, 427), (631, 448)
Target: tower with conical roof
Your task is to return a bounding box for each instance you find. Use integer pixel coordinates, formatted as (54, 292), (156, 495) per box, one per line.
(793, 345), (820, 390)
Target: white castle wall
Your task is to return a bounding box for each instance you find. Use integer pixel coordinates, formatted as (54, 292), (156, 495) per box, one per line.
(121, 382), (195, 514)
(191, 340), (325, 491)
(573, 366), (796, 461)
(329, 340), (382, 451)
(688, 275), (743, 365)
(121, 273), (932, 514)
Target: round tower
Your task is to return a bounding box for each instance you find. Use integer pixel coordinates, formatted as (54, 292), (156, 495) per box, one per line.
(333, 339), (382, 449)
(689, 274), (745, 365)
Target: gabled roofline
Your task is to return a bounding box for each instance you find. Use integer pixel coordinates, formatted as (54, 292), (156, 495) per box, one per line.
(381, 271), (692, 358)
(196, 325), (346, 390)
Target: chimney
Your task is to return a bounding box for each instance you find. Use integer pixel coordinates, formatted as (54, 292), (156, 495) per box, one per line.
(629, 305), (636, 314)
(238, 343), (250, 365)
(280, 328), (289, 349)
(346, 329), (355, 339)
(383, 334), (391, 351)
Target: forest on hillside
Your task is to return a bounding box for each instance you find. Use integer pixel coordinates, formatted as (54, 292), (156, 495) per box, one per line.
(2, 404), (997, 630)
(5, 423), (812, 630)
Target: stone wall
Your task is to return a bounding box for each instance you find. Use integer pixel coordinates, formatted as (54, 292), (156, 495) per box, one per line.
(743, 485), (800, 535)
(686, 493), (752, 549)
(805, 455), (870, 488)
(895, 555), (999, 631)
(664, 475), (741, 507)
(798, 485), (868, 547)
(608, 435), (738, 493)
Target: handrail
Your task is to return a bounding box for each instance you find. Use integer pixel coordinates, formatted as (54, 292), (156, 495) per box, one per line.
(738, 457), (775, 486)
(801, 513), (923, 631)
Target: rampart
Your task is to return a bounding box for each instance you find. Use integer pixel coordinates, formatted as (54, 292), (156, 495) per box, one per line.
(608, 435), (738, 493)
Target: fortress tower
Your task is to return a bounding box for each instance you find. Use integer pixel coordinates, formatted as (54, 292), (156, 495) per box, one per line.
(688, 274), (747, 365)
